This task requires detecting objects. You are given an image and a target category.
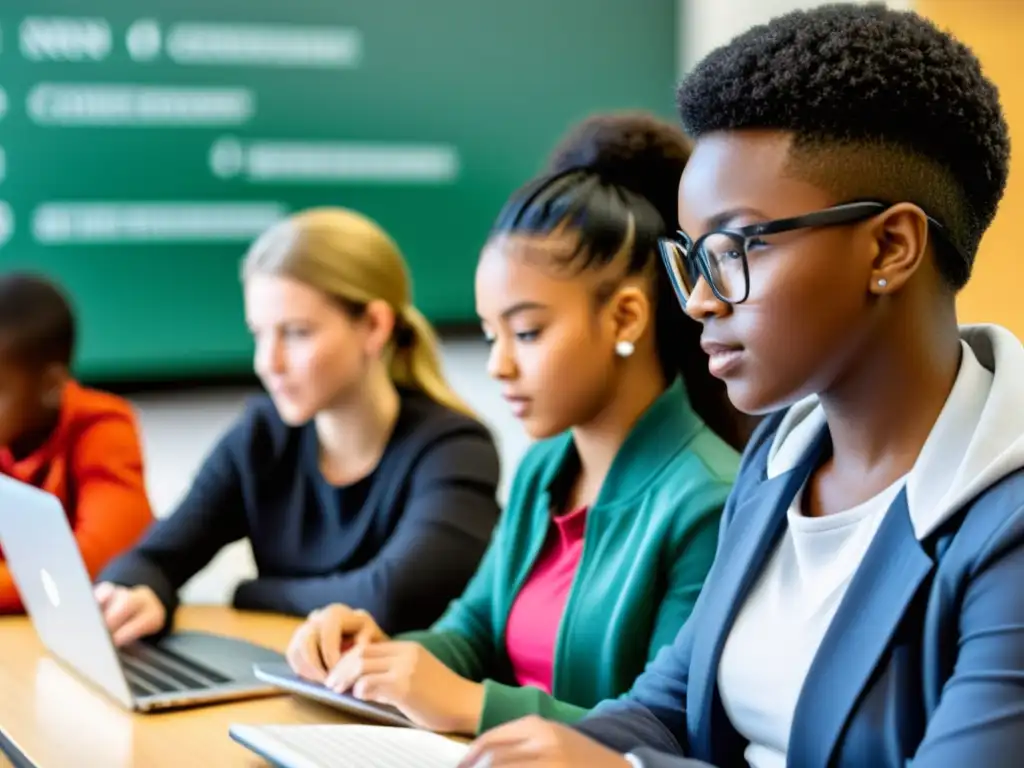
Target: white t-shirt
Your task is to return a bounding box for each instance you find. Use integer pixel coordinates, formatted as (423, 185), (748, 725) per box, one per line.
(716, 477), (905, 768)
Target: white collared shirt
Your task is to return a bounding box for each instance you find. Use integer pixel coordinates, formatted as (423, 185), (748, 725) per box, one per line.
(717, 477), (903, 768)
(716, 340), (994, 767)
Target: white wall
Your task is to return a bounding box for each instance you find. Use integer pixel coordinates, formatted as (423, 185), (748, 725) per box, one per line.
(679, 0), (915, 75)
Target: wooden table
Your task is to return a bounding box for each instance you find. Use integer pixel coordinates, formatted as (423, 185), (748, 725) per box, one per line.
(0, 606), (364, 767)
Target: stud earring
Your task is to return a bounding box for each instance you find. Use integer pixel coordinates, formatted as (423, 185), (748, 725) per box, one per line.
(877, 278), (888, 288)
(615, 340), (635, 358)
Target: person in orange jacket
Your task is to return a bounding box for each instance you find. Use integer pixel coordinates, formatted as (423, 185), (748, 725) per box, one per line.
(0, 273), (153, 613)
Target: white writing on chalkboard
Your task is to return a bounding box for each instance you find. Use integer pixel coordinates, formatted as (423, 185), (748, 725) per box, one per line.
(20, 17), (112, 62)
(15, 16), (361, 70)
(209, 138), (460, 184)
(0, 202), (12, 248)
(7, 11), (457, 255)
(167, 23), (362, 69)
(32, 202), (287, 244)
(27, 84), (254, 126)
(125, 20), (162, 62)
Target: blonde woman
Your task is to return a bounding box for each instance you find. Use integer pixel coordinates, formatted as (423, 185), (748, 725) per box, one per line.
(94, 208), (501, 646)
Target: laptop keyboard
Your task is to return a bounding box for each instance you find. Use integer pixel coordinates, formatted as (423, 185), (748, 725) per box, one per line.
(119, 643), (232, 697)
(242, 725), (469, 768)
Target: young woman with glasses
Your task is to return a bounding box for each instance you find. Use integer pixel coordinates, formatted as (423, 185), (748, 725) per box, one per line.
(460, 5), (1024, 767)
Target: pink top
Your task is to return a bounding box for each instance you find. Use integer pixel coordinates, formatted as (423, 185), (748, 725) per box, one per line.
(504, 505), (589, 694)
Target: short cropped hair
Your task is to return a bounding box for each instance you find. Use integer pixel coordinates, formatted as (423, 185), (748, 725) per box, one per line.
(676, 3), (1011, 289)
(0, 273), (76, 368)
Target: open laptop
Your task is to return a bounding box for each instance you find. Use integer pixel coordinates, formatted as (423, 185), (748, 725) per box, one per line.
(0, 473), (285, 712)
(253, 662), (414, 728)
(229, 723), (469, 768)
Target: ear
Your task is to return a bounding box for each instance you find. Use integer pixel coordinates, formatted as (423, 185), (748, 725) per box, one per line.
(607, 283), (651, 350)
(868, 203), (931, 294)
(360, 299), (397, 358)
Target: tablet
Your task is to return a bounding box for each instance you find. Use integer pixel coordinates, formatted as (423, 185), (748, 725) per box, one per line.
(252, 662), (414, 728)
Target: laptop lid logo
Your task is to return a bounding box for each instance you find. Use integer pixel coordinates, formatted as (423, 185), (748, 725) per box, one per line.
(40, 568), (61, 608)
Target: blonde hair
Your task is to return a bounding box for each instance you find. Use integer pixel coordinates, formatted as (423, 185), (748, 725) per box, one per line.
(242, 207), (475, 419)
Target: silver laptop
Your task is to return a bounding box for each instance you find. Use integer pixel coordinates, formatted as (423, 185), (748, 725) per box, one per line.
(253, 662), (414, 728)
(0, 473), (284, 712)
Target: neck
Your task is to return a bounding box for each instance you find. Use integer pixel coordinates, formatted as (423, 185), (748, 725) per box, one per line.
(8, 407), (62, 462)
(820, 302), (961, 483)
(569, 360), (667, 507)
(315, 365), (401, 485)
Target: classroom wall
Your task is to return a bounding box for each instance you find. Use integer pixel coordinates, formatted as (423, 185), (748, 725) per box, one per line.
(915, 0), (1024, 337)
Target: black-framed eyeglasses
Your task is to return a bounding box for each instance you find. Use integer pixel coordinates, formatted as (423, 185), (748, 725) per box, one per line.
(658, 200), (962, 307)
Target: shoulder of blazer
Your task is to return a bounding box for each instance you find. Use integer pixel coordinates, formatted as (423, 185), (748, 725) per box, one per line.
(928, 466), (1024, 567)
(729, 409), (1024, 567)
(720, 408), (790, 526)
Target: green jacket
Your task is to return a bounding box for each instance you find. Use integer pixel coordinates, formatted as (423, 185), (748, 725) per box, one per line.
(399, 379), (739, 733)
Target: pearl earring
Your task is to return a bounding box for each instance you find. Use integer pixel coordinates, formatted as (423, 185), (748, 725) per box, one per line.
(877, 278), (888, 288)
(615, 340), (635, 358)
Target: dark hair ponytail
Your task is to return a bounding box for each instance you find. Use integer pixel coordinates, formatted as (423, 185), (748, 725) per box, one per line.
(490, 112), (753, 450)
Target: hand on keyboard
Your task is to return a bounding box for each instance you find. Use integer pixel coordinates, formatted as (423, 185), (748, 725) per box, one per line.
(95, 582), (166, 647)
(324, 641), (485, 736)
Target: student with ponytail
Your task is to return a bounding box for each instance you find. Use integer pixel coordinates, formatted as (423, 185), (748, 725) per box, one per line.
(95, 208), (501, 646)
(287, 114), (745, 736)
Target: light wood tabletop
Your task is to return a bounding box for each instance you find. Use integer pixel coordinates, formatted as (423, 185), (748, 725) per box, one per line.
(0, 606), (366, 767)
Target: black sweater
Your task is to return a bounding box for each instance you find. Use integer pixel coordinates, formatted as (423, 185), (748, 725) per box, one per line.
(100, 389), (501, 635)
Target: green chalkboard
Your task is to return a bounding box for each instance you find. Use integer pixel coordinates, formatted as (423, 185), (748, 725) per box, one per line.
(0, 1), (678, 380)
